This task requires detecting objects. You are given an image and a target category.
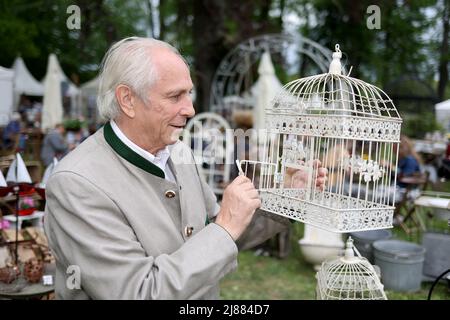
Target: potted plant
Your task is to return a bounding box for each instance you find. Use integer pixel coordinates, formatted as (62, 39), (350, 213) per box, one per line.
(18, 193), (36, 216)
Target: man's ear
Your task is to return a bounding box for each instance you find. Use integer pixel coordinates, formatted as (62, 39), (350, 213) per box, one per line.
(115, 84), (135, 118)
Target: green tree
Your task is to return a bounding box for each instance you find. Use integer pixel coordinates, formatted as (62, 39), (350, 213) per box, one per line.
(0, 0), (147, 84)
(296, 0), (435, 85)
(156, 0), (285, 112)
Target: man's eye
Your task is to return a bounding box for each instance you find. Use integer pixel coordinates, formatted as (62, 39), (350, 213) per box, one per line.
(170, 94), (182, 101)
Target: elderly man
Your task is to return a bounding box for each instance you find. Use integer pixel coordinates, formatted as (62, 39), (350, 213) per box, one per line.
(44, 37), (326, 300)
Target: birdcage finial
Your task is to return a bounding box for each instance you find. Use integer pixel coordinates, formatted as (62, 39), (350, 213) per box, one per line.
(328, 44), (342, 75)
(342, 236), (359, 262)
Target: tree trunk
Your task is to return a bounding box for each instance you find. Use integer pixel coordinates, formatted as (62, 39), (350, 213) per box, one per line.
(278, 0), (285, 29)
(192, 0), (227, 113)
(159, 0), (165, 40)
(146, 0), (156, 38)
(438, 0), (449, 101)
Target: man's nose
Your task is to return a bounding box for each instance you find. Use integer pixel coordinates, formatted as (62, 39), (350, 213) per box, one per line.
(180, 98), (195, 118)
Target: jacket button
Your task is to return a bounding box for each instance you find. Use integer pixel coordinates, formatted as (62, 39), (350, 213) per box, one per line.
(184, 226), (194, 237)
(165, 190), (176, 198)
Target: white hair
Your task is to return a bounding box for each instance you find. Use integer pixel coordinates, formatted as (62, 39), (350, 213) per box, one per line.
(97, 37), (182, 121)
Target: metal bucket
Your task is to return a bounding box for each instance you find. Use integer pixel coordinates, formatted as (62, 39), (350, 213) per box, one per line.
(373, 240), (425, 292)
(421, 232), (450, 279)
(349, 230), (392, 263)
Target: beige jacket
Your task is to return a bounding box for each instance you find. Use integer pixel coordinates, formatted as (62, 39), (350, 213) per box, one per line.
(44, 122), (286, 299)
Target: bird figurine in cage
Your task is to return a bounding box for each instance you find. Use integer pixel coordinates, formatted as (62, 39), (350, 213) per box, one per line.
(316, 237), (387, 300)
(238, 44), (402, 233)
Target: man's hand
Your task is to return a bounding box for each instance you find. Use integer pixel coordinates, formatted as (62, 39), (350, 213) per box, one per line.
(284, 159), (328, 190)
(215, 175), (261, 241)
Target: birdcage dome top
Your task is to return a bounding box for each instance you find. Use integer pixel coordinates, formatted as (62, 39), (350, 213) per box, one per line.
(316, 237), (387, 300)
(269, 45), (401, 121)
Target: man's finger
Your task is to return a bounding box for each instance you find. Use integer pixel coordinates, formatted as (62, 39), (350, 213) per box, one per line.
(233, 175), (251, 184)
(317, 167), (328, 177)
(246, 189), (260, 199)
(241, 182), (257, 191)
(313, 159), (322, 168)
(250, 198), (262, 208)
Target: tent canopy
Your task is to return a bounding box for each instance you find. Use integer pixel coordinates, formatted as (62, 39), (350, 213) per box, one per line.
(42, 54), (82, 118)
(435, 99), (450, 111)
(81, 75), (99, 96)
(41, 53), (79, 97)
(435, 99), (450, 132)
(251, 52), (283, 130)
(0, 66), (14, 80)
(12, 57), (44, 96)
(42, 54), (64, 131)
(0, 66), (14, 126)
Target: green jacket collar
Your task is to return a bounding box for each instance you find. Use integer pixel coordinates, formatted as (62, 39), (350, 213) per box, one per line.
(103, 122), (165, 179)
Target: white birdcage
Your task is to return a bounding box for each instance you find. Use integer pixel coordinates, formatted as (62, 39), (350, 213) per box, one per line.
(315, 237), (387, 300)
(238, 44), (402, 233)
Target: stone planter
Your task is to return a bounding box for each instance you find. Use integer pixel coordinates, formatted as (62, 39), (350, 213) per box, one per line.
(299, 224), (344, 270)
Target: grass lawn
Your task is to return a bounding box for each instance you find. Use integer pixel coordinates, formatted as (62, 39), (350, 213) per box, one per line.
(220, 222), (450, 300)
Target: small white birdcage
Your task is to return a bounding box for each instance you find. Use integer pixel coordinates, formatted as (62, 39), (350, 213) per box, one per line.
(316, 237), (387, 300)
(238, 44), (402, 233)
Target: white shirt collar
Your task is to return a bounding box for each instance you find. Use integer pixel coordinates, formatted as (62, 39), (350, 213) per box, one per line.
(110, 120), (171, 172)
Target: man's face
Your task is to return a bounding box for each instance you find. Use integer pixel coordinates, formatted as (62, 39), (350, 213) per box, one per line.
(134, 49), (195, 152)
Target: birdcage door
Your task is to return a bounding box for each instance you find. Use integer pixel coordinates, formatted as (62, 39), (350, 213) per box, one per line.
(237, 133), (283, 191)
(238, 131), (322, 222)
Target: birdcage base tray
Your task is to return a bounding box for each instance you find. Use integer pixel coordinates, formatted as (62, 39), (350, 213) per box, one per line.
(260, 189), (394, 233)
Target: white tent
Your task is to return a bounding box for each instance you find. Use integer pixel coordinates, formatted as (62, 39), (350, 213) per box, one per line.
(221, 52), (284, 130)
(435, 99), (450, 133)
(0, 66), (15, 126)
(251, 52), (283, 130)
(41, 54), (79, 96)
(81, 76), (99, 95)
(12, 57), (44, 97)
(42, 54), (64, 131)
(42, 54), (80, 117)
(80, 75), (100, 123)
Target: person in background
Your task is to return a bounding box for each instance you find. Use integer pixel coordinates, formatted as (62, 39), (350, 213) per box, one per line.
(397, 135), (422, 188)
(17, 95), (32, 119)
(40, 123), (68, 166)
(29, 101), (43, 128)
(438, 136), (450, 180)
(2, 112), (22, 150)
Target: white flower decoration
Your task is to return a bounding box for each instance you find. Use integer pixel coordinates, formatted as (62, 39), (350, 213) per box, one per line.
(347, 157), (384, 182)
